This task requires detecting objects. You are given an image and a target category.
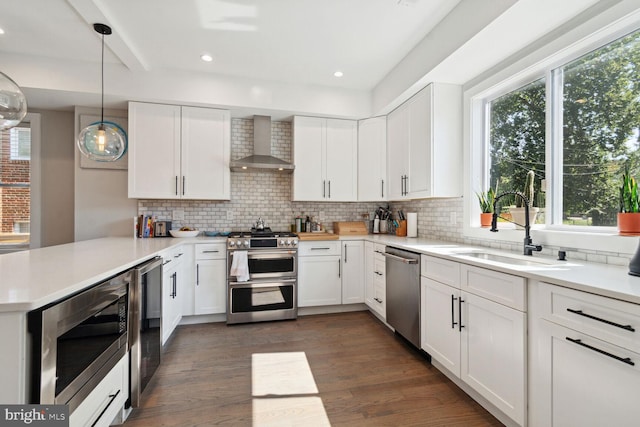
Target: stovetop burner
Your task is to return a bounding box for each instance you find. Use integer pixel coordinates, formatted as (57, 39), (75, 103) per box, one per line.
(228, 228), (298, 238)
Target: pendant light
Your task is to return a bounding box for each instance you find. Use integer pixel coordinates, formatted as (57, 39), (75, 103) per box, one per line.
(77, 23), (126, 162)
(0, 71), (27, 131)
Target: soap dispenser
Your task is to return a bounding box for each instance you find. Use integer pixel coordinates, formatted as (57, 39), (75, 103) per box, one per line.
(628, 239), (640, 276)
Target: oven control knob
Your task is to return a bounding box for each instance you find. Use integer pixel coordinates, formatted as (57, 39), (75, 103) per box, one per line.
(280, 239), (285, 246)
(292, 240), (297, 246)
(286, 239), (292, 246)
(229, 240), (235, 247)
(243, 240), (249, 247)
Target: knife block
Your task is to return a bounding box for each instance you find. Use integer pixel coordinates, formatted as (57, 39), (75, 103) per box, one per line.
(396, 220), (407, 237)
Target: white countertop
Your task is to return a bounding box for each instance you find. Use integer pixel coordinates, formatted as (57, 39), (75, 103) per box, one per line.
(2, 234), (640, 313)
(335, 234), (640, 305)
(0, 236), (224, 313)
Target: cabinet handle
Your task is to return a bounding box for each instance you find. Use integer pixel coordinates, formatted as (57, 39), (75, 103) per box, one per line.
(374, 297), (383, 304)
(323, 180), (326, 198)
(344, 244), (348, 263)
(374, 271), (383, 276)
(328, 180), (331, 198)
(565, 337), (635, 366)
(172, 272), (177, 298)
(566, 308), (635, 332)
(338, 259), (341, 278)
(92, 389), (121, 427)
(400, 175), (404, 196)
(381, 179), (384, 198)
(451, 295), (458, 329)
(458, 297), (464, 331)
(163, 259), (172, 266)
(175, 176), (178, 196)
(175, 253), (183, 258)
(196, 263), (199, 286)
(202, 250), (219, 253)
(311, 247), (331, 250)
(182, 176), (186, 195)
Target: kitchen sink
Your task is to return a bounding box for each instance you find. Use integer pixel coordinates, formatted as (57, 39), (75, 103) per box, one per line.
(455, 251), (560, 267)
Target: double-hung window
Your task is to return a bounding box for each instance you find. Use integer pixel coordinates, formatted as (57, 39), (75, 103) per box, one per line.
(481, 27), (640, 230)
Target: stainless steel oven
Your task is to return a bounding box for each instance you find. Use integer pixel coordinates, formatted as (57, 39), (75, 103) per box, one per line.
(29, 269), (131, 414)
(227, 249), (296, 281)
(227, 229), (298, 324)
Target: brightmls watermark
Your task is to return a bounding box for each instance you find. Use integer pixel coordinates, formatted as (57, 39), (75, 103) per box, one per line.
(0, 405), (68, 427)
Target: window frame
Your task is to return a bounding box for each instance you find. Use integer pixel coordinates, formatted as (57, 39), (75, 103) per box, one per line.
(464, 7), (640, 255)
(9, 126), (31, 161)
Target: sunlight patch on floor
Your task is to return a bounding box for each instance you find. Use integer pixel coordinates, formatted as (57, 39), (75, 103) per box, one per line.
(252, 352), (330, 426)
(252, 352), (318, 396)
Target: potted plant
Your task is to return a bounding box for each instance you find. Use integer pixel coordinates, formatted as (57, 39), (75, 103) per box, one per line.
(618, 166), (640, 235)
(476, 187), (496, 227)
(509, 170), (539, 229)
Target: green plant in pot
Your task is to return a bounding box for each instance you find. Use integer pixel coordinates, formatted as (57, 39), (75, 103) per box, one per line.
(509, 170), (539, 229)
(476, 187), (496, 227)
(618, 166), (640, 235)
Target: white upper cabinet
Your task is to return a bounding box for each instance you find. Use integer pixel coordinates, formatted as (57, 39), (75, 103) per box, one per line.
(386, 83), (462, 200)
(358, 117), (387, 201)
(128, 102), (230, 200)
(293, 116), (358, 201)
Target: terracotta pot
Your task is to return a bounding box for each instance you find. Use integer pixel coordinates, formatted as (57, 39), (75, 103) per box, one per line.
(509, 207), (539, 230)
(617, 212), (640, 236)
(480, 213), (493, 228)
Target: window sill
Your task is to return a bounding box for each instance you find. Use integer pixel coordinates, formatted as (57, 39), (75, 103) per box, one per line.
(464, 224), (638, 256)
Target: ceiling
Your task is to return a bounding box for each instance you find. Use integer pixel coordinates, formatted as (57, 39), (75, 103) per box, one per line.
(0, 0), (624, 119)
(1, 0), (459, 89)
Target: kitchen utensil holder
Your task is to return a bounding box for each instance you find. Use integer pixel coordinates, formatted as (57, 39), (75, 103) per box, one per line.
(396, 220), (407, 237)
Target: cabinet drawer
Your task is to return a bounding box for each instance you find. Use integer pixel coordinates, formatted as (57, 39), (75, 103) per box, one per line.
(538, 282), (640, 353)
(460, 264), (526, 311)
(69, 354), (128, 427)
(161, 245), (186, 267)
(196, 243), (226, 260)
(298, 241), (341, 256)
(421, 255), (460, 287)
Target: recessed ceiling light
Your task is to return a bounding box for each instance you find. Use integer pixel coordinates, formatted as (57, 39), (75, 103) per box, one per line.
(0, 28), (5, 35)
(334, 71), (343, 78)
(201, 54), (213, 62)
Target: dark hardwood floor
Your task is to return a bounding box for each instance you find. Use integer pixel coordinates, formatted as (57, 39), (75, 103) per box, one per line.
(124, 311), (503, 426)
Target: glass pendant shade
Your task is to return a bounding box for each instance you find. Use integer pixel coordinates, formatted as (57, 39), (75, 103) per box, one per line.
(76, 121), (126, 161)
(0, 71), (28, 131)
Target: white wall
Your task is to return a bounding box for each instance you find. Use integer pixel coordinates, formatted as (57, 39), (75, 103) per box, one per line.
(73, 107), (137, 241)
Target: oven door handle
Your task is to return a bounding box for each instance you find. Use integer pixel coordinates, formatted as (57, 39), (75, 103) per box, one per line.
(229, 278), (297, 287)
(230, 250), (297, 257)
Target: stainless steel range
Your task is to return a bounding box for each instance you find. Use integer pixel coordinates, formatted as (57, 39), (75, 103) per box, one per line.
(226, 227), (298, 324)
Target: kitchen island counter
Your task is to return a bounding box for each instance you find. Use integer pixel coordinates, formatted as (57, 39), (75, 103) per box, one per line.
(0, 236), (224, 313)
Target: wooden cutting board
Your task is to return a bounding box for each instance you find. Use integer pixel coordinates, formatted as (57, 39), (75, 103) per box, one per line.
(333, 221), (369, 235)
(296, 232), (339, 241)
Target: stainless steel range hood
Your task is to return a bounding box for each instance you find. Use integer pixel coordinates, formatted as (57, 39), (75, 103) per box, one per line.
(230, 115), (294, 172)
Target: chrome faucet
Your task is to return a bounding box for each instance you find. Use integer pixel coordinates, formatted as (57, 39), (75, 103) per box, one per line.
(490, 191), (542, 256)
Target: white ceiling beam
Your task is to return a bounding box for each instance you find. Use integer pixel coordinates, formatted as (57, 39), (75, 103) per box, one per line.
(65, 0), (149, 72)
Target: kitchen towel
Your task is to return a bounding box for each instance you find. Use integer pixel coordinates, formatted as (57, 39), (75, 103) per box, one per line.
(230, 250), (250, 282)
(407, 212), (418, 237)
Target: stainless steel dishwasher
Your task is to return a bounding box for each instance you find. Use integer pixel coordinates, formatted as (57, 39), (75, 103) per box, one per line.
(383, 246), (421, 348)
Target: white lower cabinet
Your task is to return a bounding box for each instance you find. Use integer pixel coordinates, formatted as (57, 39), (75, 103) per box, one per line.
(365, 242), (386, 318)
(162, 246), (185, 345)
(530, 281), (640, 427)
(534, 319), (640, 427)
(298, 241), (342, 307)
(69, 354), (128, 427)
(421, 255), (526, 426)
(422, 277), (460, 373)
(341, 240), (364, 304)
(193, 243), (227, 315)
